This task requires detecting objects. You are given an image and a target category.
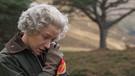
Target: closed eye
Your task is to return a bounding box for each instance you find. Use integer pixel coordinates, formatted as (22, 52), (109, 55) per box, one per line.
(41, 34), (58, 42)
(42, 35), (50, 40)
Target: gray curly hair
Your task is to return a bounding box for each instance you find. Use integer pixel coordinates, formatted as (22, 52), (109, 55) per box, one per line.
(17, 2), (68, 41)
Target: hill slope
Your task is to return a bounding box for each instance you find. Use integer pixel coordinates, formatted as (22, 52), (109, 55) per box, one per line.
(59, 16), (126, 51)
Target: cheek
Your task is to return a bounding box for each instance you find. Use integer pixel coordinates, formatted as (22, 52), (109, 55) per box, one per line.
(29, 36), (44, 49)
(33, 39), (44, 47)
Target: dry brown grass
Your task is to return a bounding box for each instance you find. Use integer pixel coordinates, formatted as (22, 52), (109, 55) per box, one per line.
(59, 17), (126, 51)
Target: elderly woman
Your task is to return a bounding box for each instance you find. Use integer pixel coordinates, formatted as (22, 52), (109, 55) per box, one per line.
(0, 2), (68, 76)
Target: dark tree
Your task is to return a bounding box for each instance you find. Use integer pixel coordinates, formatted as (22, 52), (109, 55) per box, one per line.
(53, 0), (135, 49)
(0, 0), (30, 50)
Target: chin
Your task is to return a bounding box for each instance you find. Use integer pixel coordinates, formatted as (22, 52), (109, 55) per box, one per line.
(33, 52), (41, 56)
(36, 53), (41, 56)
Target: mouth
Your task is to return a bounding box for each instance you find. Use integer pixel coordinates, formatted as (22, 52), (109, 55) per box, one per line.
(39, 49), (44, 53)
(39, 48), (48, 54)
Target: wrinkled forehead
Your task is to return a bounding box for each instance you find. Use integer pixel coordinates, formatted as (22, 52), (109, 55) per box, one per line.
(40, 24), (60, 33)
(40, 24), (61, 40)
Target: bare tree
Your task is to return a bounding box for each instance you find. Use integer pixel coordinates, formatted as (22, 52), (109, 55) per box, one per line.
(53, 0), (135, 49)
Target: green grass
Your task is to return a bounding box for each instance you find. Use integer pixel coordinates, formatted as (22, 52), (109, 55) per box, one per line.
(63, 49), (135, 76)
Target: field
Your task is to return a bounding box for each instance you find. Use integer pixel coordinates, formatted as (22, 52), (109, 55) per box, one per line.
(59, 17), (126, 51)
(63, 49), (135, 76)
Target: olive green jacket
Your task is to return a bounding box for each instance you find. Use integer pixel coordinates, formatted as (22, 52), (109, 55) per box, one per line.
(0, 33), (53, 76)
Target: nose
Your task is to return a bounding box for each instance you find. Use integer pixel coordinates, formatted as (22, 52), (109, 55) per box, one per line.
(44, 40), (51, 49)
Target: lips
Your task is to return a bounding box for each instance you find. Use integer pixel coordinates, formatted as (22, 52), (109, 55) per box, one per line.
(39, 49), (44, 53)
(38, 48), (48, 54)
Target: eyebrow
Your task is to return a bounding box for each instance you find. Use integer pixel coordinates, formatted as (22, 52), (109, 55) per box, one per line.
(42, 33), (58, 41)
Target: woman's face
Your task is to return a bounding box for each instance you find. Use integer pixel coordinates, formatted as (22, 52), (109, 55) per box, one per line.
(23, 25), (60, 56)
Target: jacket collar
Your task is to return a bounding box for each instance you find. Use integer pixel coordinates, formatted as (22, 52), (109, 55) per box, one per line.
(6, 32), (28, 53)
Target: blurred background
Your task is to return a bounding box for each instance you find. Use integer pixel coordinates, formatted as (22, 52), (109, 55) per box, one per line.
(1, 0), (135, 76)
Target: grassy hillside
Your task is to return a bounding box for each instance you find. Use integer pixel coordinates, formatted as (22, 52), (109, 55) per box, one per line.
(59, 17), (126, 51)
(63, 49), (135, 76)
